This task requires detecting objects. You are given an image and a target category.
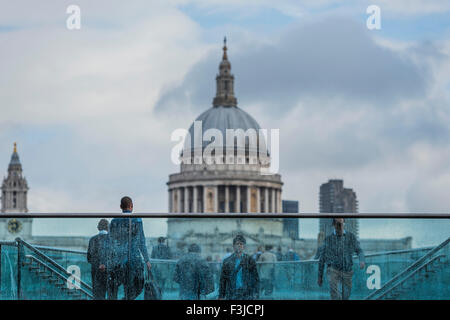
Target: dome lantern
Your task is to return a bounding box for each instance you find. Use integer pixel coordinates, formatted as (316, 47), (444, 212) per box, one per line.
(213, 37), (237, 108)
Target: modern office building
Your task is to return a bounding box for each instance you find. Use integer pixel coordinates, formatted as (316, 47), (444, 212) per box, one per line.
(282, 200), (299, 239)
(318, 179), (359, 242)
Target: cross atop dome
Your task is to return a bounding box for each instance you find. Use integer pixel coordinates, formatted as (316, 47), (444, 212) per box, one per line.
(213, 37), (237, 108)
(223, 36), (228, 60)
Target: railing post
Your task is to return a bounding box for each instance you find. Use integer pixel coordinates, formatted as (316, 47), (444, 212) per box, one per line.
(16, 238), (22, 300)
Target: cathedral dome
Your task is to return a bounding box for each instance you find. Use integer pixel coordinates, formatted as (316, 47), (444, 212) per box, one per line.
(182, 37), (267, 155)
(184, 105), (262, 151)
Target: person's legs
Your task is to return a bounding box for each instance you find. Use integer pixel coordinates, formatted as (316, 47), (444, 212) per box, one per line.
(341, 270), (353, 300)
(267, 277), (273, 295)
(107, 267), (120, 300)
(327, 267), (341, 300)
(123, 262), (144, 300)
(260, 279), (267, 295)
(91, 269), (101, 300)
(97, 270), (107, 300)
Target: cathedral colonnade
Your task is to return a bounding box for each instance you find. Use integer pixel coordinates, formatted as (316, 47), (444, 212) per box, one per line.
(168, 183), (282, 213)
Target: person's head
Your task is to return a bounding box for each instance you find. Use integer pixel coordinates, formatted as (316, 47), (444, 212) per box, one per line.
(233, 235), (246, 255)
(226, 247), (232, 253)
(333, 218), (345, 235)
(97, 219), (109, 232)
(188, 243), (201, 253)
(158, 237), (166, 244)
(257, 245), (263, 252)
(120, 196), (133, 212)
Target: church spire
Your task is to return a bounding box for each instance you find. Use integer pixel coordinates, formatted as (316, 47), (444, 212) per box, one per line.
(213, 37), (237, 108)
(2, 142), (28, 213)
(9, 142), (21, 169)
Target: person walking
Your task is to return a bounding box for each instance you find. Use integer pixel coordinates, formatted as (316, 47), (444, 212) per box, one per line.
(108, 196), (151, 300)
(173, 243), (214, 300)
(219, 235), (259, 300)
(318, 218), (365, 300)
(257, 245), (277, 297)
(87, 219), (111, 300)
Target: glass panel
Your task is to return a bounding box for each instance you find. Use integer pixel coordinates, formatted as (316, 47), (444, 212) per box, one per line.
(0, 217), (448, 300)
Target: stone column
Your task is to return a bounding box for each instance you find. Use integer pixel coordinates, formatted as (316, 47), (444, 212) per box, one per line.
(177, 188), (182, 213)
(264, 187), (269, 213)
(236, 185), (241, 213)
(271, 188), (276, 213)
(168, 189), (172, 213)
(225, 185), (230, 213)
(247, 186), (251, 213)
(256, 187), (261, 213)
(214, 185), (219, 213)
(193, 186), (198, 213)
(203, 185), (207, 213)
(277, 189), (282, 213)
(184, 187), (189, 213)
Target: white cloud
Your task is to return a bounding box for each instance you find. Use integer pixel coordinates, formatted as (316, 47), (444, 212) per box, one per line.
(1, 2), (449, 242)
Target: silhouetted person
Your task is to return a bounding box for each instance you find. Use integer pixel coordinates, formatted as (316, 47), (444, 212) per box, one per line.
(151, 237), (172, 294)
(285, 248), (300, 261)
(276, 246), (283, 261)
(252, 245), (264, 261)
(258, 245), (276, 297)
(318, 218), (365, 300)
(87, 219), (111, 300)
(173, 243), (214, 300)
(108, 196), (151, 300)
(219, 235), (259, 300)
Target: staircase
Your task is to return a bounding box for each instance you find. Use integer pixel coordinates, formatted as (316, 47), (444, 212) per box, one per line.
(365, 237), (450, 300)
(16, 238), (93, 300)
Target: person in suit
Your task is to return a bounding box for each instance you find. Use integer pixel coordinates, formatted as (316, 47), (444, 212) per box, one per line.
(219, 235), (259, 300)
(108, 196), (151, 300)
(87, 219), (111, 300)
(173, 243), (214, 300)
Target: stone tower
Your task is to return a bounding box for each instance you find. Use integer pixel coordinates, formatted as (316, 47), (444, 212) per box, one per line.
(0, 143), (32, 240)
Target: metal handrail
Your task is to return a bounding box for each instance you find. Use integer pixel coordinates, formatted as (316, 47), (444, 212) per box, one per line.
(33, 245), (86, 255)
(0, 241), (17, 246)
(365, 237), (450, 300)
(15, 238), (92, 293)
(377, 254), (445, 299)
(25, 255), (93, 299)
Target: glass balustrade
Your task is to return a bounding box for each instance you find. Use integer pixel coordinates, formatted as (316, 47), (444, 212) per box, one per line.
(0, 217), (448, 300)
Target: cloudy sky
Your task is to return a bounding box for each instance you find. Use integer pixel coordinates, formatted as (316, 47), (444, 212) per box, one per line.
(0, 1), (449, 245)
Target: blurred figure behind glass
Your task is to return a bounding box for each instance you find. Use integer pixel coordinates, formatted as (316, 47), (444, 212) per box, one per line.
(87, 219), (111, 300)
